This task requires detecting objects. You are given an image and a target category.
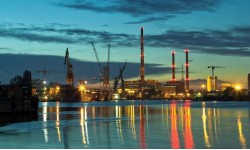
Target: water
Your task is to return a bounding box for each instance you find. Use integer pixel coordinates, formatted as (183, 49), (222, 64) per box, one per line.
(0, 100), (249, 149)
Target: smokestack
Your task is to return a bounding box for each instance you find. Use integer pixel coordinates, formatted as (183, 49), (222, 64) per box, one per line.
(171, 50), (176, 81)
(185, 48), (189, 92)
(140, 27), (145, 82)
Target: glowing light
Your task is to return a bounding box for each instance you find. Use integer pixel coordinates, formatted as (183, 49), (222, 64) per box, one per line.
(235, 84), (241, 91)
(56, 86), (60, 91)
(185, 49), (189, 52)
(79, 85), (85, 91)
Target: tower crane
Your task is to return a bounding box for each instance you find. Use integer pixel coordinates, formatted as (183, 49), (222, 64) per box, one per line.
(208, 65), (225, 91)
(208, 65), (225, 79)
(90, 42), (110, 89)
(37, 68), (63, 82)
(64, 48), (74, 86)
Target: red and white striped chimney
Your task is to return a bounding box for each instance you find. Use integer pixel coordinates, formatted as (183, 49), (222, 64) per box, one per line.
(185, 48), (189, 91)
(171, 50), (176, 81)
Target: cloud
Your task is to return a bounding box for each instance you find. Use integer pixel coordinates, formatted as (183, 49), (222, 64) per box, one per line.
(1, 23), (250, 57)
(0, 27), (76, 44)
(145, 27), (250, 56)
(0, 54), (170, 84)
(57, 0), (220, 16)
(125, 16), (174, 24)
(56, 0), (221, 24)
(0, 47), (11, 50)
(0, 23), (137, 46)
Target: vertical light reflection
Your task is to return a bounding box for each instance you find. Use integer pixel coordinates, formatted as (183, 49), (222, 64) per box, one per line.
(43, 102), (48, 122)
(237, 115), (246, 149)
(207, 108), (213, 142)
(80, 107), (89, 145)
(146, 105), (149, 134)
(139, 105), (147, 149)
(213, 108), (218, 137)
(42, 102), (49, 143)
(183, 101), (194, 149)
(56, 102), (61, 141)
(129, 105), (136, 139)
(115, 106), (124, 143)
(166, 105), (169, 130)
(202, 106), (211, 148)
(170, 102), (180, 149)
(92, 107), (97, 138)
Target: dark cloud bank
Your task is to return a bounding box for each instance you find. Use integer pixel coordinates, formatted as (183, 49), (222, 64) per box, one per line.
(56, 0), (221, 24)
(0, 54), (170, 84)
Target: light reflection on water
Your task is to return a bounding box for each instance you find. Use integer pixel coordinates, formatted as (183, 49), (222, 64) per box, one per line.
(0, 100), (249, 148)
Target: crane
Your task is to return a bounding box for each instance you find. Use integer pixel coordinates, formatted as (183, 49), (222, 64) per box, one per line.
(91, 42), (110, 89)
(64, 48), (74, 86)
(208, 65), (225, 91)
(113, 62), (127, 94)
(208, 65), (225, 79)
(37, 67), (63, 82)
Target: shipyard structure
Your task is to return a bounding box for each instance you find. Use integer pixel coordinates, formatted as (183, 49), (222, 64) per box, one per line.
(31, 27), (250, 101)
(111, 27), (190, 100)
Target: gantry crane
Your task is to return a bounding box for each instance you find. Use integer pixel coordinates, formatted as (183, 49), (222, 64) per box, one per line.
(208, 65), (225, 91)
(64, 48), (74, 86)
(91, 42), (110, 89)
(113, 62), (127, 94)
(113, 62), (127, 99)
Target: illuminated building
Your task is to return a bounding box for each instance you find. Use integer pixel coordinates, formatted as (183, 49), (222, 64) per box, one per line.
(214, 76), (218, 91)
(165, 81), (185, 95)
(207, 76), (212, 92)
(124, 80), (161, 99)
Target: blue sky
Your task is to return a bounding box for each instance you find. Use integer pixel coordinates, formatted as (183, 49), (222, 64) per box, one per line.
(0, 0), (249, 88)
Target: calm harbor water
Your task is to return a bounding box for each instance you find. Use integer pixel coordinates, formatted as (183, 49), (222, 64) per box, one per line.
(0, 100), (249, 149)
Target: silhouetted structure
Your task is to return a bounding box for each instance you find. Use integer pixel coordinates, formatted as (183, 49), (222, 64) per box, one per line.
(248, 73), (250, 97)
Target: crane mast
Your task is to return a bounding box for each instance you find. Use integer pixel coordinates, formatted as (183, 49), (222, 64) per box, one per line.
(208, 65), (225, 91)
(91, 42), (104, 79)
(91, 42), (110, 89)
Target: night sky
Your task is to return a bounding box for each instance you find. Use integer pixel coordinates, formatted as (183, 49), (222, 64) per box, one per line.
(0, 0), (249, 88)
